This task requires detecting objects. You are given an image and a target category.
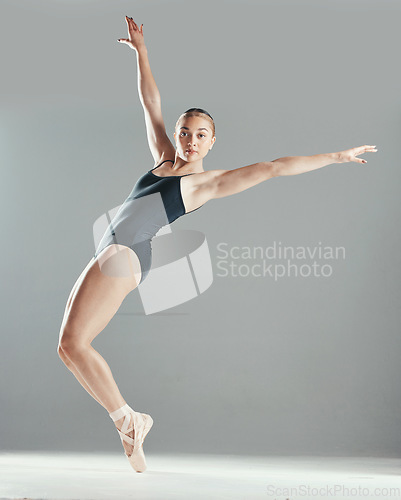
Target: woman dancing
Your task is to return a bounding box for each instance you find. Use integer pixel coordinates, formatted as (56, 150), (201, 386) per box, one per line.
(57, 15), (377, 473)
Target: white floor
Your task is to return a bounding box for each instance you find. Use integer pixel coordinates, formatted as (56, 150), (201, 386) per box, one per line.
(0, 452), (400, 500)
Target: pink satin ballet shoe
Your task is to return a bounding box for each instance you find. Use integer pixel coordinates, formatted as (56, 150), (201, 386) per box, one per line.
(109, 403), (153, 472)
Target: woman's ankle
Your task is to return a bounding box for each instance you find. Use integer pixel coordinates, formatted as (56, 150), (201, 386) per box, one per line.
(108, 402), (132, 428)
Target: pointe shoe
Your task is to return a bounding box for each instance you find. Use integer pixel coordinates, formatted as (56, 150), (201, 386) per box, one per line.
(108, 403), (153, 473)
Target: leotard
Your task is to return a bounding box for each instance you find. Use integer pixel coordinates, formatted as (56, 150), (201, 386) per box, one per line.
(93, 159), (203, 284)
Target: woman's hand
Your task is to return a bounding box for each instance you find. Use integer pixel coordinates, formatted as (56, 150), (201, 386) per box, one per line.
(117, 16), (145, 51)
(337, 145), (378, 164)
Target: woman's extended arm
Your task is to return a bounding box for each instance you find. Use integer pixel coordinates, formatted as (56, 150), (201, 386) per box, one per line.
(271, 144), (377, 176)
(190, 145), (377, 204)
(272, 152), (340, 176)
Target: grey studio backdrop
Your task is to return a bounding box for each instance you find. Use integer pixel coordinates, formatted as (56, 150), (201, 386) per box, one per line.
(1, 0), (400, 458)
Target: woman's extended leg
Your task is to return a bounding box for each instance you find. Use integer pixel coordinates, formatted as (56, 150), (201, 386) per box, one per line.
(58, 245), (143, 456)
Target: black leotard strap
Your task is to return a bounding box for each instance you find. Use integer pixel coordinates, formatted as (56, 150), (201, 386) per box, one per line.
(151, 159), (174, 172)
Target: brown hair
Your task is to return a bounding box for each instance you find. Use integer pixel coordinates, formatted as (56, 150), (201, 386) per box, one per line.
(175, 107), (215, 137)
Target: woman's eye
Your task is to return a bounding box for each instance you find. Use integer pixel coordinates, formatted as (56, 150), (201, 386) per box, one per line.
(180, 132), (205, 137)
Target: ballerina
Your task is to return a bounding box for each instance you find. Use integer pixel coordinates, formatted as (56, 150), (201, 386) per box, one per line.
(57, 15), (377, 473)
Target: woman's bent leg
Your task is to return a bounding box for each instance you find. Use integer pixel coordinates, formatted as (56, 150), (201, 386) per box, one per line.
(58, 245), (143, 455)
(58, 256), (107, 408)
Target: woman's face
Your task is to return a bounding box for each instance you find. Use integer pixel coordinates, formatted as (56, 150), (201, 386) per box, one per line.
(174, 115), (215, 161)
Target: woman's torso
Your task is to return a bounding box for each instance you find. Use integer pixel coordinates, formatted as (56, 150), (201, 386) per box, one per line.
(127, 159), (203, 222)
(93, 159), (204, 261)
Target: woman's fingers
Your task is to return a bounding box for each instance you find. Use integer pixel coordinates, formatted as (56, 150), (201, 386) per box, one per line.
(125, 15), (139, 31)
(358, 145), (378, 154)
(354, 145), (378, 164)
(355, 145), (374, 154)
(338, 145), (377, 164)
(125, 16), (134, 31)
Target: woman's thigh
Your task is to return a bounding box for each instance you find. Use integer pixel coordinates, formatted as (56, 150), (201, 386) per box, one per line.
(60, 256), (97, 332)
(59, 245), (142, 347)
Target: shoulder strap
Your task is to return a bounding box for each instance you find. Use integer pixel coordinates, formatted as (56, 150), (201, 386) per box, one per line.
(156, 159), (174, 168)
(149, 159), (174, 173)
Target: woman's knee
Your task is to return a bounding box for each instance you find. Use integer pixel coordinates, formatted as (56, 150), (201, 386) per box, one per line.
(57, 344), (73, 366)
(57, 343), (67, 360)
(58, 327), (90, 358)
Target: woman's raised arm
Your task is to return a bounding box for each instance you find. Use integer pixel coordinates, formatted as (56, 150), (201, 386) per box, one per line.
(118, 16), (175, 163)
(118, 16), (160, 103)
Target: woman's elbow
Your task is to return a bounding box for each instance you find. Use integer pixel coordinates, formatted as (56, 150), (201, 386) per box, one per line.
(269, 160), (281, 178)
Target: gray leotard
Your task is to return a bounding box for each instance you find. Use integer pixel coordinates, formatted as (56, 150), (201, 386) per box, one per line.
(93, 160), (202, 284)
